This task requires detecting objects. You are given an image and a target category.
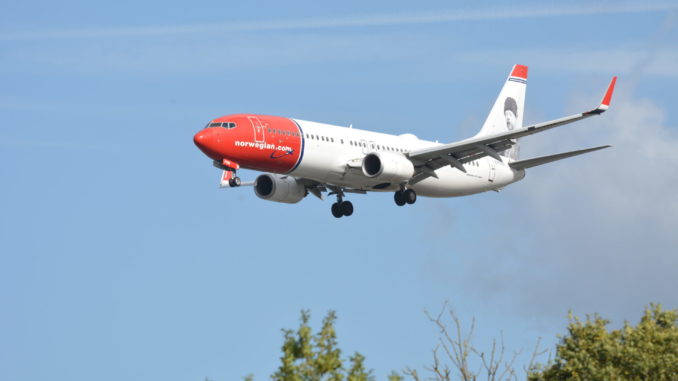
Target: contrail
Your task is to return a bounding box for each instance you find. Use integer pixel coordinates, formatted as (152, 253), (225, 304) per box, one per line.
(1, 3), (677, 42)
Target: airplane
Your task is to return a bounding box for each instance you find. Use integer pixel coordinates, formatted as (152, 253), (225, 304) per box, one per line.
(194, 65), (616, 218)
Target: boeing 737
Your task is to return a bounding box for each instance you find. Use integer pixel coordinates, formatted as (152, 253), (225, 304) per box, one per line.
(194, 65), (616, 217)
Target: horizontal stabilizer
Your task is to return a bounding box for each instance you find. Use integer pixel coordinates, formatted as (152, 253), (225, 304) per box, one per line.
(509, 145), (610, 170)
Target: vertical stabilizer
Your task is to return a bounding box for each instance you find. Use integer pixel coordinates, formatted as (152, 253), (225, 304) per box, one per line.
(475, 64), (528, 160)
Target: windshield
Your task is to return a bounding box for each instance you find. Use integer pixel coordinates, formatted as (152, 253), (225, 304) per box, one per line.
(205, 122), (237, 129)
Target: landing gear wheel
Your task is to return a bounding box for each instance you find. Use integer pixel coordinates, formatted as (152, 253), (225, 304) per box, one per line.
(404, 189), (417, 204)
(331, 202), (343, 218)
(340, 201), (353, 216)
(394, 191), (406, 206)
(228, 176), (241, 187)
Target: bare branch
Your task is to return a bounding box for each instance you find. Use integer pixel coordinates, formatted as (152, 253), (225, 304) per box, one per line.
(413, 303), (543, 381)
(524, 337), (550, 376)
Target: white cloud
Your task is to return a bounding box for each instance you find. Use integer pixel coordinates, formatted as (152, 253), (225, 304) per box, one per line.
(459, 48), (678, 78)
(457, 87), (678, 321)
(1, 2), (676, 41)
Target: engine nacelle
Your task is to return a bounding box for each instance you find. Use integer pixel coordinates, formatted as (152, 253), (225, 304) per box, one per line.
(362, 152), (415, 183)
(254, 173), (306, 204)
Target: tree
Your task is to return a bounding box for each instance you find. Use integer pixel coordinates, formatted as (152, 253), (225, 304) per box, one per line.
(404, 303), (541, 381)
(528, 303), (678, 381)
(261, 310), (379, 381)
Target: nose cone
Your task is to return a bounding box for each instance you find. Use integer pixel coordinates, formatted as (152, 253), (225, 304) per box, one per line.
(193, 128), (225, 160)
(193, 129), (208, 149)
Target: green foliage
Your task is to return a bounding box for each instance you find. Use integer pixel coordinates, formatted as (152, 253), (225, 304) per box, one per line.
(529, 303), (678, 381)
(266, 310), (379, 381)
(347, 353), (374, 381)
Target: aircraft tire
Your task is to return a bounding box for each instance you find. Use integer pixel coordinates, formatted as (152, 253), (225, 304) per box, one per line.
(331, 202), (343, 218)
(394, 191), (406, 206)
(229, 177), (241, 187)
(341, 201), (354, 216)
(405, 189), (417, 204)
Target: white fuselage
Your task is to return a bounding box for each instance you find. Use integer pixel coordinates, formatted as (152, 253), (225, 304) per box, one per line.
(289, 119), (525, 197)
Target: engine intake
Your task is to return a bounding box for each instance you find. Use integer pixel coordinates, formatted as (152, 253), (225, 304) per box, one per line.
(254, 174), (306, 204)
(362, 152), (415, 183)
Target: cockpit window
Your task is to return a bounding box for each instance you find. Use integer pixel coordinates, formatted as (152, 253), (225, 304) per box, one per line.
(207, 122), (237, 129)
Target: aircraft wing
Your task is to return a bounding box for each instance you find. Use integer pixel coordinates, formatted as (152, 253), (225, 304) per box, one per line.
(406, 77), (617, 185)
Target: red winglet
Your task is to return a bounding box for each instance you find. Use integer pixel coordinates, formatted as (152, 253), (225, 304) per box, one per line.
(601, 76), (617, 107)
(511, 64), (528, 80)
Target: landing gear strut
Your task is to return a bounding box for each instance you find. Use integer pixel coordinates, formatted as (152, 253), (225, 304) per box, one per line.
(331, 196), (354, 218)
(215, 159), (242, 187)
(394, 188), (416, 206)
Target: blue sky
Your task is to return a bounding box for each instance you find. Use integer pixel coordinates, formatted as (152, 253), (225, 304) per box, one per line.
(2, 1), (678, 380)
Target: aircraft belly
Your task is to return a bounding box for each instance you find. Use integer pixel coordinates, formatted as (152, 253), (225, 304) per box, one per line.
(413, 164), (520, 197)
(289, 144), (359, 185)
(289, 139), (525, 195)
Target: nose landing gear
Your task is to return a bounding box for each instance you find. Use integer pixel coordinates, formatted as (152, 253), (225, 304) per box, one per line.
(215, 159), (242, 187)
(228, 175), (242, 187)
(394, 188), (416, 206)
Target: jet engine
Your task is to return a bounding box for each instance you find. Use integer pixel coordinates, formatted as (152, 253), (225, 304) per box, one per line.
(254, 173), (307, 204)
(362, 152), (415, 183)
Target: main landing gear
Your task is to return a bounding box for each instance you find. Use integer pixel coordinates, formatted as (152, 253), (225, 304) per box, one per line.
(394, 188), (416, 206)
(331, 197), (354, 218)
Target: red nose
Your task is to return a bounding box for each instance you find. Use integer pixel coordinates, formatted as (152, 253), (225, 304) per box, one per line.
(193, 128), (225, 160)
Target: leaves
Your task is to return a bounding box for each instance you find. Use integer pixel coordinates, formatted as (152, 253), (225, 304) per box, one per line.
(529, 304), (678, 381)
(270, 310), (378, 381)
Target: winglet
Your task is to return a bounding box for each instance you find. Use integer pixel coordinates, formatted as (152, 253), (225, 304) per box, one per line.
(597, 76), (617, 112)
